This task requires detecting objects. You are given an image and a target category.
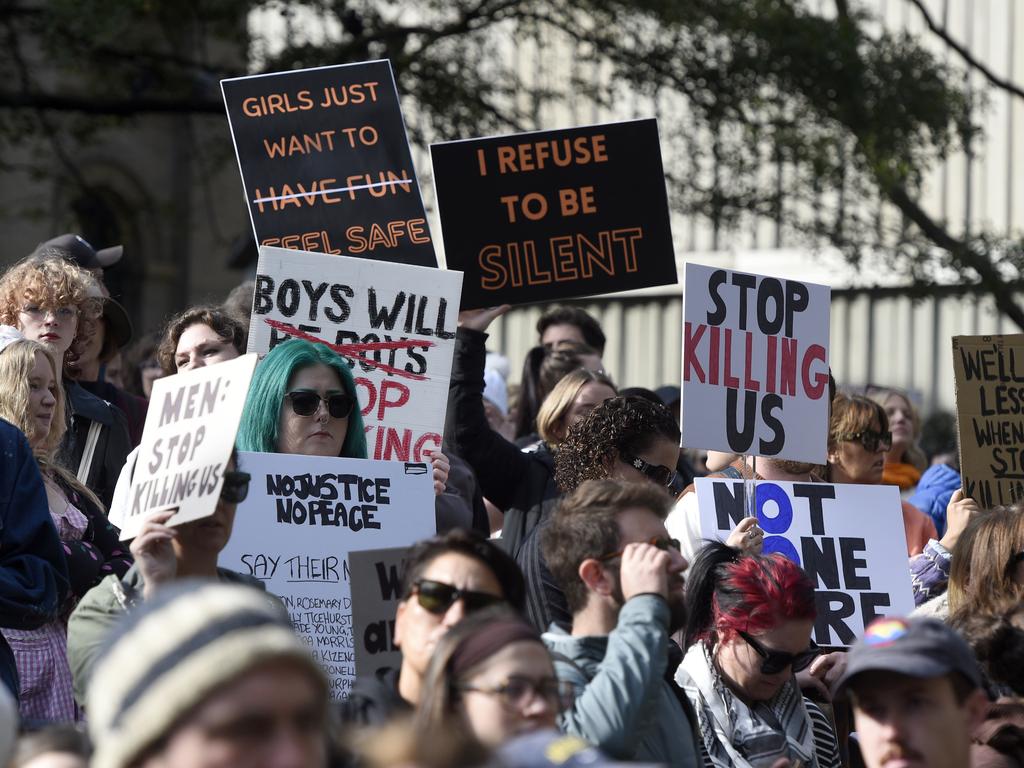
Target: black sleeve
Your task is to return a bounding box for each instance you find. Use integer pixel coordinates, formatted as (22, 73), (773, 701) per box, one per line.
(449, 328), (537, 513)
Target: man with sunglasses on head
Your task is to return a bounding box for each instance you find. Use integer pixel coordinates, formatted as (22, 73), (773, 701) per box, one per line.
(340, 528), (525, 726)
(541, 479), (701, 767)
(66, 452), (256, 704)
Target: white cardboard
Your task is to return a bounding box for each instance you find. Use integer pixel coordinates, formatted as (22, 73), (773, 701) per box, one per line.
(119, 354), (258, 540)
(247, 246), (462, 461)
(219, 451), (436, 699)
(696, 478), (915, 647)
(681, 262), (830, 463)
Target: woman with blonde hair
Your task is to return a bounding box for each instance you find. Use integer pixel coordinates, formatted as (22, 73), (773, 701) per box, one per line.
(0, 333), (131, 721)
(0, 256), (131, 508)
(535, 367), (617, 445)
(947, 508), (1024, 618)
(867, 387), (927, 491)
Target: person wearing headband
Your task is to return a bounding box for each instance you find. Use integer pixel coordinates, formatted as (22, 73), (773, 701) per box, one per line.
(415, 606), (567, 749)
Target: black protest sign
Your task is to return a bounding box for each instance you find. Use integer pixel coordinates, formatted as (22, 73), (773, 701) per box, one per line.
(430, 119), (677, 308)
(952, 334), (1024, 507)
(222, 60), (436, 267)
(349, 546), (411, 679)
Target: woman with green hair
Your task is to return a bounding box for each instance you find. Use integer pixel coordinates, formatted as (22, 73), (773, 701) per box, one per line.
(236, 339), (449, 493)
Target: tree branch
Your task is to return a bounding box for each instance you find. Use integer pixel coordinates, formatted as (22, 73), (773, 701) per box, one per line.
(0, 90), (224, 114)
(905, 0), (1024, 101)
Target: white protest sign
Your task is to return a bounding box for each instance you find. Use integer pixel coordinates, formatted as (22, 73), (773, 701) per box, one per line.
(120, 354), (258, 541)
(696, 478), (914, 647)
(219, 451), (436, 699)
(247, 246), (462, 462)
(681, 263), (830, 463)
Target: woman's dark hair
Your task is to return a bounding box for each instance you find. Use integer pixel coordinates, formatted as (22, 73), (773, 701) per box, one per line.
(683, 541), (816, 651)
(400, 529), (526, 612)
(554, 395), (680, 493)
(157, 305), (247, 375)
(122, 330), (160, 398)
(514, 341), (605, 440)
(952, 601), (1024, 697)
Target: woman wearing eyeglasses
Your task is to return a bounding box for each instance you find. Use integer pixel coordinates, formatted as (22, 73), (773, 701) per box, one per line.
(415, 606), (568, 749)
(235, 339), (449, 494)
(0, 256), (132, 510)
(67, 451), (255, 704)
(826, 393), (936, 556)
(0, 335), (132, 721)
(676, 542), (842, 768)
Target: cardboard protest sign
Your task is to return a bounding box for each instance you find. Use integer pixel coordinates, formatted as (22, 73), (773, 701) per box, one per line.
(681, 263), (831, 463)
(952, 334), (1024, 507)
(248, 246), (461, 461)
(696, 479), (914, 647)
(349, 546), (411, 679)
(222, 60), (436, 267)
(430, 119), (677, 308)
(220, 452), (435, 699)
(119, 354), (258, 540)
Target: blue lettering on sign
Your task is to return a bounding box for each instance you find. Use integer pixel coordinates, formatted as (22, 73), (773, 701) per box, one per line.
(756, 482), (800, 564)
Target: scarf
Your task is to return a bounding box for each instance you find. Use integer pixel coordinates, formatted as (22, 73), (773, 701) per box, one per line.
(883, 461), (921, 491)
(675, 641), (818, 768)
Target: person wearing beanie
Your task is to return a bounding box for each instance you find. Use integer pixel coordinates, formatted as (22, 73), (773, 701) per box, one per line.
(836, 616), (988, 768)
(86, 580), (329, 768)
(66, 453), (257, 703)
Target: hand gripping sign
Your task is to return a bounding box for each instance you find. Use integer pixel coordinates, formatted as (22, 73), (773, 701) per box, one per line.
(219, 453), (435, 699)
(681, 263), (831, 464)
(120, 354), (258, 541)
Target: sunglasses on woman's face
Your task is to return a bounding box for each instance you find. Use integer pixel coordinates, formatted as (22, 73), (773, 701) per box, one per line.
(284, 390), (354, 419)
(620, 451), (677, 487)
(739, 630), (819, 675)
(840, 429), (893, 453)
(411, 579), (503, 615)
(220, 470), (251, 504)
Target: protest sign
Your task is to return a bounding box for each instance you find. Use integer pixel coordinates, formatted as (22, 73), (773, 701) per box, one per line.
(119, 354), (257, 541)
(248, 246), (461, 461)
(220, 452), (435, 699)
(696, 478), (914, 647)
(681, 263), (830, 463)
(430, 119), (677, 308)
(222, 60), (436, 267)
(349, 546), (411, 679)
(952, 334), (1024, 507)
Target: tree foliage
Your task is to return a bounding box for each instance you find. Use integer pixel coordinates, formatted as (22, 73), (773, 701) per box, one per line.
(1, 0), (1021, 321)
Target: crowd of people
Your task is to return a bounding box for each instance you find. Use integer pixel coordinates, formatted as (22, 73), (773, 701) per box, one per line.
(0, 233), (1018, 768)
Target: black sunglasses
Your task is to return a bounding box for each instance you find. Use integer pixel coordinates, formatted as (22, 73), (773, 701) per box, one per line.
(220, 470), (251, 504)
(284, 390), (355, 419)
(621, 451), (677, 488)
(412, 579), (502, 615)
(739, 630), (820, 675)
(840, 429), (892, 453)
(599, 536), (681, 562)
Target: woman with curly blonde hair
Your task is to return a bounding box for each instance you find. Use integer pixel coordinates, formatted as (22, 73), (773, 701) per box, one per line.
(0, 335), (131, 721)
(0, 256), (131, 508)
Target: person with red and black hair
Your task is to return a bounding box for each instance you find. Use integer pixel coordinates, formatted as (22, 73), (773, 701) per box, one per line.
(676, 542), (842, 768)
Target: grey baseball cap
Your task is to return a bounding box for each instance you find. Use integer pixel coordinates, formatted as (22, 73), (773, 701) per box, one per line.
(835, 616), (983, 694)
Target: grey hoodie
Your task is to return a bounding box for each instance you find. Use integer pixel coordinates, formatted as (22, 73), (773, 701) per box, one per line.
(543, 594), (700, 767)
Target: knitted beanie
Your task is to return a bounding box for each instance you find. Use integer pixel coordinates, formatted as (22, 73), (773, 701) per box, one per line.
(87, 580), (326, 768)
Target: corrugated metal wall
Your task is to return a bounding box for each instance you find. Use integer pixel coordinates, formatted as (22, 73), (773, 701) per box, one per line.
(487, 286), (1021, 416)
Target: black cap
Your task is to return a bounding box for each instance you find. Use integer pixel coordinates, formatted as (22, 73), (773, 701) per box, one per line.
(36, 233), (123, 270)
(497, 730), (648, 768)
(835, 617), (983, 694)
